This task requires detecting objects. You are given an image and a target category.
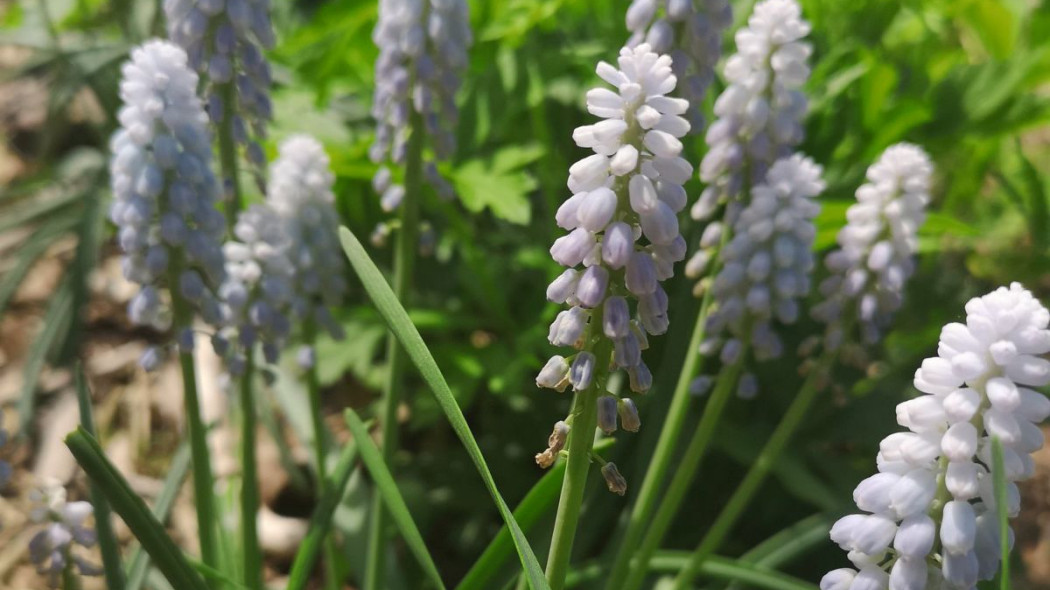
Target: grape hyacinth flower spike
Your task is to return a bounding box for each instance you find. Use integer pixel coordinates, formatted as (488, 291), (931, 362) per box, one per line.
(28, 482), (101, 587)
(109, 40), (226, 365)
(822, 283), (1050, 590)
(165, 0), (275, 193)
(698, 153), (824, 396)
(538, 41), (691, 456)
(268, 135), (348, 353)
(625, 0), (733, 132)
(811, 143), (932, 358)
(370, 0), (472, 222)
(109, 39), (224, 571)
(541, 42), (692, 589)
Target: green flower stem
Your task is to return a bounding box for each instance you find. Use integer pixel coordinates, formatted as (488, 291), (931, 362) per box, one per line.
(304, 324), (342, 590)
(545, 311), (615, 590)
(604, 284), (717, 590)
(669, 347), (838, 590)
(618, 356), (746, 590)
(215, 80), (242, 230)
(62, 559), (83, 590)
(168, 272), (220, 586)
(366, 108), (425, 590)
(238, 348), (263, 589)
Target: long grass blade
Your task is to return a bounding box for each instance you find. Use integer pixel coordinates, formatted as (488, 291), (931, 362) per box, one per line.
(73, 367), (126, 590)
(339, 225), (551, 590)
(345, 409), (446, 589)
(125, 442), (192, 590)
(65, 428), (209, 590)
(18, 282), (72, 434)
(285, 428), (360, 590)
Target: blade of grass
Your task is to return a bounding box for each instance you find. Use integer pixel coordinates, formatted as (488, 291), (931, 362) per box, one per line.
(73, 367), (125, 590)
(339, 226), (550, 590)
(65, 428), (209, 590)
(18, 281), (72, 434)
(567, 553), (816, 590)
(457, 438), (615, 590)
(991, 437), (1010, 590)
(345, 409), (446, 589)
(0, 214), (76, 318)
(125, 442), (192, 590)
(285, 427), (361, 590)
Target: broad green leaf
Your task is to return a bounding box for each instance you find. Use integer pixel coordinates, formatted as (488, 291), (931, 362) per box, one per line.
(344, 410), (446, 589)
(65, 429), (209, 590)
(962, 0), (1017, 59)
(451, 144), (544, 225)
(339, 226), (551, 590)
(74, 368), (126, 590)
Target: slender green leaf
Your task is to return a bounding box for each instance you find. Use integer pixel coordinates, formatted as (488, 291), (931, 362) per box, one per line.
(339, 226), (551, 590)
(1015, 139), (1048, 250)
(0, 214), (76, 317)
(74, 367), (126, 590)
(738, 513), (834, 568)
(285, 429), (360, 590)
(344, 409), (446, 589)
(19, 282), (73, 434)
(565, 553), (816, 590)
(457, 438), (614, 590)
(991, 437), (1011, 590)
(125, 442), (192, 590)
(65, 428), (209, 590)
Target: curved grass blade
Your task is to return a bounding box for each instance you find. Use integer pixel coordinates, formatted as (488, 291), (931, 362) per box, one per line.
(19, 281), (72, 434)
(73, 367), (126, 590)
(456, 438), (615, 590)
(285, 428), (360, 590)
(565, 552), (815, 590)
(65, 428), (209, 590)
(345, 409), (446, 589)
(125, 442), (191, 590)
(339, 226), (551, 590)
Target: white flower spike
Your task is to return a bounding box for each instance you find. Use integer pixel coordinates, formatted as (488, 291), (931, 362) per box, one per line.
(822, 283), (1050, 590)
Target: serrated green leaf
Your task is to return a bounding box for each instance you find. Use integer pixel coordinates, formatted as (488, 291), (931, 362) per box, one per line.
(451, 146), (540, 225)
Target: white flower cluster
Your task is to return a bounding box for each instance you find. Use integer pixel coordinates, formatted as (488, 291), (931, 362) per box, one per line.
(701, 154), (823, 374)
(109, 41), (226, 364)
(370, 0), (472, 211)
(822, 283), (1050, 590)
(812, 144), (932, 349)
(536, 44), (691, 431)
(216, 204), (296, 374)
(625, 0), (733, 132)
(165, 0), (275, 169)
(268, 135), (348, 346)
(28, 482), (100, 587)
(690, 0), (811, 226)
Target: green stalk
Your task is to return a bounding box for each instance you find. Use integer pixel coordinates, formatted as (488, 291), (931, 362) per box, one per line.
(365, 108), (425, 590)
(304, 324), (342, 590)
(215, 80), (242, 230)
(238, 349), (263, 589)
(669, 348), (837, 590)
(604, 283), (716, 590)
(62, 559), (83, 590)
(545, 311), (615, 590)
(168, 274), (220, 585)
(618, 357), (745, 590)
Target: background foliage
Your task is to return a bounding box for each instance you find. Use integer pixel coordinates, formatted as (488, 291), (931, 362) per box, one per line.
(2, 0), (1050, 588)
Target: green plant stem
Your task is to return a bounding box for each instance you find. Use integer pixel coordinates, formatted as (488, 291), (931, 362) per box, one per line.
(62, 559), (83, 590)
(669, 349), (836, 590)
(216, 80), (242, 230)
(618, 357), (745, 590)
(366, 108), (425, 590)
(238, 349), (263, 589)
(604, 287), (715, 590)
(545, 320), (614, 590)
(304, 325), (341, 590)
(169, 286), (220, 586)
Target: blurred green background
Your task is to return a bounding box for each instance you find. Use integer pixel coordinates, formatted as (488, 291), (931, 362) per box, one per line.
(2, 0), (1050, 588)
